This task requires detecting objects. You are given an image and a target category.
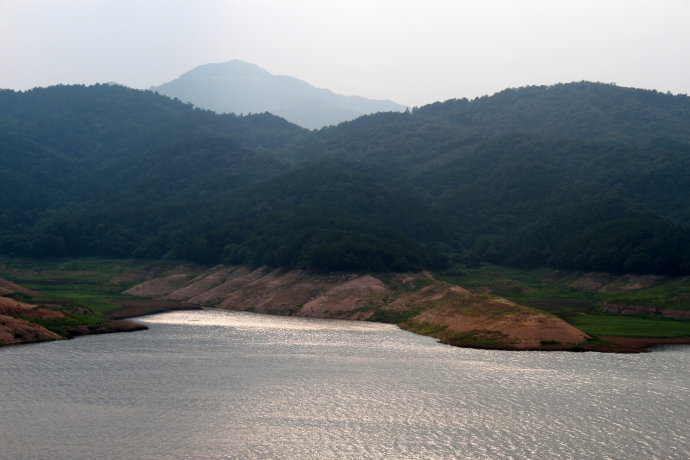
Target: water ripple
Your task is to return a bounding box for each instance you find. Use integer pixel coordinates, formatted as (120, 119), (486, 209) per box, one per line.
(0, 309), (687, 459)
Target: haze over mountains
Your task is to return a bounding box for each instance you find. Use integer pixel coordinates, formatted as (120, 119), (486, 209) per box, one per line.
(1, 81), (690, 276)
(151, 60), (407, 129)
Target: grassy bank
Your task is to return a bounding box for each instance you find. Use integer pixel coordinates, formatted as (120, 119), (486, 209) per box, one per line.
(0, 257), (147, 313)
(570, 315), (690, 337)
(437, 264), (690, 338)
(0, 257), (201, 344)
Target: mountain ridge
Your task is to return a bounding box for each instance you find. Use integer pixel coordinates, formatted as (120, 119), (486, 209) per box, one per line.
(1, 81), (690, 276)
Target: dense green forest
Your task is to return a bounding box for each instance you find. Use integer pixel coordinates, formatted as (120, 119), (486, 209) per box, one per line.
(1, 82), (689, 274)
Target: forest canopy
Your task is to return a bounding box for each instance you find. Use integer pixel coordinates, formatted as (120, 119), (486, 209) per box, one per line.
(1, 82), (689, 274)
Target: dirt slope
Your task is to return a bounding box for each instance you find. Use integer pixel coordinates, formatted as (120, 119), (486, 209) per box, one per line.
(0, 280), (146, 347)
(0, 315), (64, 345)
(125, 265), (589, 350)
(0, 295), (67, 344)
(404, 296), (588, 350)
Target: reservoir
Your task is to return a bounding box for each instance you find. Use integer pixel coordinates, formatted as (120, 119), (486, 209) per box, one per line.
(1, 309), (688, 459)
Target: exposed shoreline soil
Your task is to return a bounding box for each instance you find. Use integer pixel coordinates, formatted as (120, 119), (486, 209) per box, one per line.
(120, 264), (646, 352)
(2, 266), (688, 352)
(0, 277), (147, 346)
(107, 299), (690, 353)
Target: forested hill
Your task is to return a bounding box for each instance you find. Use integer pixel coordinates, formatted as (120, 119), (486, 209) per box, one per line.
(290, 82), (690, 163)
(0, 84), (305, 153)
(0, 84), (436, 271)
(2, 82), (690, 275)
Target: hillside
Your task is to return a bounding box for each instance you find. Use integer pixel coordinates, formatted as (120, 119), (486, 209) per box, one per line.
(0, 85), (436, 272)
(1, 82), (690, 277)
(151, 60), (407, 129)
(285, 82), (690, 275)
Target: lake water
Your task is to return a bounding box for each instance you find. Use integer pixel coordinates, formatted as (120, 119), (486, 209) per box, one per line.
(1, 309), (688, 459)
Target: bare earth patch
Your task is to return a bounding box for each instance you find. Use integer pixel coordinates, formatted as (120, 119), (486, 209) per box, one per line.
(0, 278), (148, 347)
(0, 315), (64, 345)
(0, 296), (66, 320)
(299, 275), (389, 319)
(406, 296), (589, 349)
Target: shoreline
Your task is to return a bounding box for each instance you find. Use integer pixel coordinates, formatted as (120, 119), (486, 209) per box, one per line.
(1, 263), (688, 353)
(110, 298), (690, 353)
(3, 295), (688, 352)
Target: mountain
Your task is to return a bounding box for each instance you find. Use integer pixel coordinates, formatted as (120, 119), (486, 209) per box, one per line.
(0, 83), (305, 228)
(150, 60), (407, 129)
(1, 82), (690, 276)
(0, 84), (432, 272)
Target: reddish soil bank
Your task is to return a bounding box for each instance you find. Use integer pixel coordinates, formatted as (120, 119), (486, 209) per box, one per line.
(0, 315), (64, 345)
(124, 265), (592, 351)
(406, 296), (588, 350)
(0, 278), (148, 346)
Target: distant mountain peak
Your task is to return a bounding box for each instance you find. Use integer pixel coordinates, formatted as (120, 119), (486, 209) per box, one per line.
(180, 60), (271, 80)
(151, 60), (407, 129)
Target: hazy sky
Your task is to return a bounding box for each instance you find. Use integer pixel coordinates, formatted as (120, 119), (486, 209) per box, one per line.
(1, 0), (688, 106)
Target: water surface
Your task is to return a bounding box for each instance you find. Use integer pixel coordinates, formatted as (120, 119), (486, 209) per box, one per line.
(1, 309), (688, 459)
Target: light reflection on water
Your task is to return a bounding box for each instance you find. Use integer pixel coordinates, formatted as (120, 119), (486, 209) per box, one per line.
(0, 309), (688, 459)
(144, 309), (396, 331)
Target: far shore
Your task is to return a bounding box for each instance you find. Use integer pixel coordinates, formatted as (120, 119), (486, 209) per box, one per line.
(110, 297), (690, 353)
(2, 260), (688, 353)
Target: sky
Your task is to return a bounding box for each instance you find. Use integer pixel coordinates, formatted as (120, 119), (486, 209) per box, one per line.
(1, 0), (688, 107)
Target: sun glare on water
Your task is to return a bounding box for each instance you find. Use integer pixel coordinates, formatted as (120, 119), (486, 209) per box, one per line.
(140, 308), (396, 332)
